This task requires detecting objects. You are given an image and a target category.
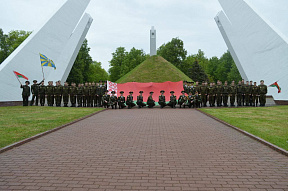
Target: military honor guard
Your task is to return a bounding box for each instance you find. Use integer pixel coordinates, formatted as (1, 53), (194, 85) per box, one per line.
(158, 90), (167, 108)
(39, 81), (46, 106)
(102, 90), (110, 108)
(137, 91), (146, 108)
(147, 91), (155, 108)
(178, 91), (187, 108)
(167, 91), (177, 108)
(258, 80), (267, 106)
(109, 91), (118, 109)
(20, 81), (30, 106)
(118, 91), (126, 109)
(126, 91), (136, 109)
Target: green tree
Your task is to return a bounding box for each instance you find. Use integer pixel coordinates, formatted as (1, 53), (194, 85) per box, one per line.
(157, 37), (187, 68)
(108, 47), (127, 82)
(227, 62), (242, 83)
(183, 56), (208, 82)
(0, 29), (31, 64)
(87, 61), (109, 82)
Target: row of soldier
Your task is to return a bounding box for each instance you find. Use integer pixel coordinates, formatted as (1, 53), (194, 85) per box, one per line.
(183, 79), (268, 107)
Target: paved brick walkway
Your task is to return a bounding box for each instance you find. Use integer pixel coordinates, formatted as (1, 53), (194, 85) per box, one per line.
(0, 109), (287, 191)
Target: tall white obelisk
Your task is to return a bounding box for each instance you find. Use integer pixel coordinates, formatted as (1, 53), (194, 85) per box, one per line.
(150, 26), (156, 56)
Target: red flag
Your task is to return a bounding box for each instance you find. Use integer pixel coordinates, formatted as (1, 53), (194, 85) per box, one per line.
(13, 71), (29, 80)
(108, 81), (184, 101)
(269, 81), (281, 93)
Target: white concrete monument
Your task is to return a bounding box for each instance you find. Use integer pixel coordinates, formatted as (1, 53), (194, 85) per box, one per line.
(0, 0), (92, 102)
(150, 26), (157, 56)
(215, 0), (288, 102)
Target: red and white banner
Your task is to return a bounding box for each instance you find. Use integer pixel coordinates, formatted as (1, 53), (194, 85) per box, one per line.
(107, 81), (184, 101)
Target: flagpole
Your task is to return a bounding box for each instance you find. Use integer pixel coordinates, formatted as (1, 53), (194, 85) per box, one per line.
(13, 72), (22, 86)
(41, 65), (45, 80)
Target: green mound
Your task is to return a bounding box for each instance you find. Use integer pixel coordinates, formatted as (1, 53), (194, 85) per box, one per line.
(117, 56), (192, 83)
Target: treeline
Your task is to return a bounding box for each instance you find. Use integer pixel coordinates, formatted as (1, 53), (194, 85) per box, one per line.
(0, 29), (108, 84)
(109, 37), (242, 83)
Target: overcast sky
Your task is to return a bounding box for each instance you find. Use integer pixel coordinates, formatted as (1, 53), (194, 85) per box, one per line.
(0, 0), (287, 71)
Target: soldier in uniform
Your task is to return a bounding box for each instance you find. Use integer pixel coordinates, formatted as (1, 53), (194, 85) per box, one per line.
(208, 83), (214, 107)
(252, 82), (259, 107)
(188, 82), (195, 95)
(216, 81), (223, 107)
(249, 81), (253, 106)
(126, 91), (136, 109)
(258, 80), (267, 106)
(96, 82), (100, 107)
(236, 81), (243, 106)
(241, 79), (246, 106)
(244, 81), (251, 106)
(118, 91), (126, 109)
(62, 82), (70, 107)
(178, 91), (187, 108)
(21, 81), (30, 106)
(187, 92), (194, 108)
(109, 91), (118, 109)
(46, 81), (54, 106)
(98, 80), (104, 107)
(83, 82), (90, 107)
(200, 82), (208, 107)
(194, 81), (200, 95)
(229, 81), (237, 107)
(137, 91), (146, 108)
(77, 83), (83, 107)
(30, 79), (44, 106)
(167, 91), (177, 108)
(70, 82), (77, 107)
(158, 90), (167, 109)
(102, 90), (110, 108)
(54, 81), (63, 107)
(91, 82), (97, 107)
(194, 91), (201, 108)
(39, 81), (46, 106)
(183, 81), (188, 93)
(222, 81), (230, 107)
(147, 91), (155, 108)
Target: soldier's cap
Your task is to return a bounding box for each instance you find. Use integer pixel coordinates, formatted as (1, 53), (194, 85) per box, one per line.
(260, 80), (264, 82)
(33, 80), (37, 83)
(250, 81), (253, 82)
(160, 90), (165, 93)
(150, 91), (154, 94)
(139, 91), (143, 93)
(25, 81), (30, 84)
(120, 91), (124, 94)
(111, 91), (116, 94)
(129, 91), (133, 94)
(170, 91), (175, 93)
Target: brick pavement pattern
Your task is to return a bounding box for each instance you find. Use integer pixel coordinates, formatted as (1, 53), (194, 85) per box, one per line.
(0, 109), (287, 191)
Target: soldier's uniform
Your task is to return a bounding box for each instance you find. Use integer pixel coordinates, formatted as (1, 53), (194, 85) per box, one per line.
(158, 91), (167, 108)
(54, 84), (63, 107)
(126, 92), (136, 109)
(91, 85), (97, 107)
(97, 83), (105, 107)
(96, 85), (101, 106)
(30, 80), (43, 106)
(194, 93), (201, 108)
(147, 92), (155, 108)
(21, 82), (30, 106)
(167, 91), (177, 108)
(189, 83), (195, 95)
(200, 84), (208, 107)
(249, 83), (254, 106)
(109, 91), (118, 109)
(216, 84), (223, 107)
(76, 86), (83, 107)
(137, 91), (146, 108)
(229, 84), (236, 107)
(102, 90), (110, 108)
(178, 91), (187, 108)
(194, 85), (200, 96)
(242, 83), (246, 106)
(83, 85), (90, 107)
(222, 84), (230, 107)
(118, 91), (126, 109)
(46, 83), (54, 106)
(244, 84), (252, 106)
(62, 85), (70, 107)
(252, 85), (259, 107)
(236, 83), (243, 106)
(258, 83), (267, 106)
(187, 93), (194, 108)
(208, 85), (215, 107)
(39, 84), (46, 106)
(70, 85), (77, 107)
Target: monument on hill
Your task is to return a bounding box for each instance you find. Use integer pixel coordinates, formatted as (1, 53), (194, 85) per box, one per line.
(215, 0), (288, 102)
(0, 0), (92, 103)
(150, 26), (157, 56)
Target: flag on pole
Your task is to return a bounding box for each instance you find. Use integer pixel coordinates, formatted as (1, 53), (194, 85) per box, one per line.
(13, 71), (28, 80)
(269, 81), (281, 93)
(40, 53), (56, 70)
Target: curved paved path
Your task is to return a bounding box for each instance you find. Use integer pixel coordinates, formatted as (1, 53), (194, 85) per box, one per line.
(0, 109), (287, 191)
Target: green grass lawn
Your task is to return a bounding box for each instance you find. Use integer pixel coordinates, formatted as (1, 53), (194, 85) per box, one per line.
(201, 106), (288, 150)
(0, 106), (103, 148)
